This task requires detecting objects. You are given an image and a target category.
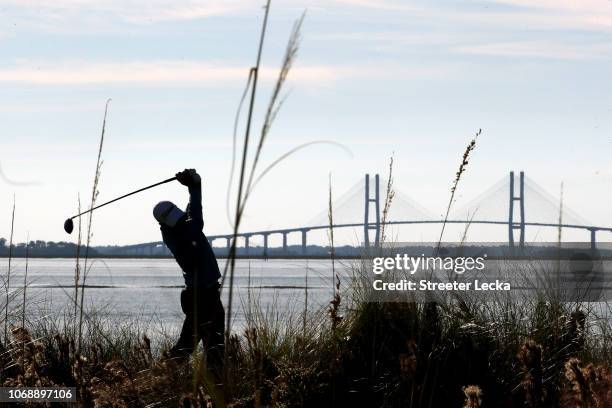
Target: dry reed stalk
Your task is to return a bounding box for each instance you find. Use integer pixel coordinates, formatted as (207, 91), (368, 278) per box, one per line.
(380, 155), (396, 247)
(5, 195), (15, 343)
(243, 13), (304, 201)
(436, 129), (481, 254)
(227, 10), (305, 241)
(326, 180), (340, 406)
(78, 98), (111, 352)
(328, 174), (336, 296)
(303, 259), (308, 337)
(326, 174), (343, 334)
(247, 260), (253, 328)
(21, 233), (29, 329)
(558, 182), (564, 245)
(223, 0), (272, 350)
(556, 182), (564, 296)
(223, 7), (303, 355)
(74, 194), (82, 316)
(459, 209), (477, 248)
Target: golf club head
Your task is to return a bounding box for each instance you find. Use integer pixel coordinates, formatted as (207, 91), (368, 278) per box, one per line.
(64, 218), (74, 234)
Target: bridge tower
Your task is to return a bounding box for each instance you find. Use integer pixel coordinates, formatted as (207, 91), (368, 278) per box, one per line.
(508, 171), (526, 249)
(364, 174), (381, 247)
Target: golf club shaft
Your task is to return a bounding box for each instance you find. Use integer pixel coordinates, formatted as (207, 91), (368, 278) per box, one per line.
(70, 176), (177, 219)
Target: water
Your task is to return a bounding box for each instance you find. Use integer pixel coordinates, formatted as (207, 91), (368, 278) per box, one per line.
(6, 258), (350, 337)
(6, 258), (611, 341)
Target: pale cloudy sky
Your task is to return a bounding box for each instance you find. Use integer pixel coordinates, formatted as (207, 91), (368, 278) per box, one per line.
(0, 0), (611, 246)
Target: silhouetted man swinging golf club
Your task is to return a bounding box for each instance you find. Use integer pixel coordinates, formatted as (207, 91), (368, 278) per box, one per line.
(153, 169), (224, 375)
(63, 169), (224, 374)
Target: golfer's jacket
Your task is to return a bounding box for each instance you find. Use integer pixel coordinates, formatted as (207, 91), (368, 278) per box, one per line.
(160, 184), (221, 288)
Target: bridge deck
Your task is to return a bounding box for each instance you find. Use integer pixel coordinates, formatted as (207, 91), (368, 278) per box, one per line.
(123, 219), (612, 251)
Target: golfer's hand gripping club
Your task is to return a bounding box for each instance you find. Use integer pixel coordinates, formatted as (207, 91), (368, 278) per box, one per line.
(175, 168), (201, 187)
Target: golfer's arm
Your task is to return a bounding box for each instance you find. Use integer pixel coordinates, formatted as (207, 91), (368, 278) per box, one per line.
(188, 183), (204, 229)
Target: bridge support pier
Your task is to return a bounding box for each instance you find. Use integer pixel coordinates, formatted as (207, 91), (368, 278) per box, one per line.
(263, 233), (269, 256)
(301, 229), (307, 254)
(590, 229), (597, 251)
(226, 237), (231, 250)
(282, 232), (288, 252)
(364, 174), (381, 248)
(509, 171), (525, 250)
(244, 235), (250, 255)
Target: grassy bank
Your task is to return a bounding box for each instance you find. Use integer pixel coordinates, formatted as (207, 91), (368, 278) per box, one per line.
(0, 260), (610, 407)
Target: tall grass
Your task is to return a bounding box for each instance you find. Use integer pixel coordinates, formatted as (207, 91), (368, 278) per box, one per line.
(303, 259), (309, 336)
(222, 0), (271, 344)
(2, 256), (610, 407)
(380, 155), (396, 248)
(436, 129), (481, 253)
(78, 98), (111, 352)
(4, 195), (15, 343)
(327, 174), (336, 298)
(223, 5), (304, 347)
(20, 233), (29, 329)
(73, 194), (82, 317)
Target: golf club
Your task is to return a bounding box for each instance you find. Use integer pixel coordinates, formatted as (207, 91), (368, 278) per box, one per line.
(63, 176), (177, 234)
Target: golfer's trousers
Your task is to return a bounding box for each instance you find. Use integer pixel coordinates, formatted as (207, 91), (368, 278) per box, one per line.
(173, 283), (225, 372)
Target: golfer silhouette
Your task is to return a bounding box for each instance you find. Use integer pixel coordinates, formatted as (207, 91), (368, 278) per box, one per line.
(153, 169), (224, 377)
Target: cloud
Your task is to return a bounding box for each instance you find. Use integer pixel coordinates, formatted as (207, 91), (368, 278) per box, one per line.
(333, 0), (420, 11)
(0, 60), (332, 85)
(0, 0), (247, 23)
(485, 0), (612, 30)
(491, 0), (612, 14)
(0, 60), (452, 85)
(313, 31), (451, 45)
(4, 0), (612, 35)
(0, 0), (421, 27)
(454, 41), (612, 60)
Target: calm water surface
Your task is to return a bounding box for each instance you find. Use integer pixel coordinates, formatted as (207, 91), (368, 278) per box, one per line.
(5, 258), (610, 341)
(6, 258), (352, 337)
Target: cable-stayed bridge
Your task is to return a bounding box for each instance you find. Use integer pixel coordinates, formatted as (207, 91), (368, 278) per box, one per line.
(122, 171), (612, 256)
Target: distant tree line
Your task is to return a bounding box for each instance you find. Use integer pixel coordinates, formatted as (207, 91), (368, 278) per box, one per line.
(0, 237), (356, 258)
(3, 238), (604, 259)
(0, 238), (100, 257)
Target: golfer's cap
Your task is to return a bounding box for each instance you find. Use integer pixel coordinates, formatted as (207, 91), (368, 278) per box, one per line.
(153, 201), (184, 227)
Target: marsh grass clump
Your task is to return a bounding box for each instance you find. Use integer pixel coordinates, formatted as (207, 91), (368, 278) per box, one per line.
(517, 339), (546, 407)
(561, 357), (611, 407)
(1, 314), (194, 407)
(462, 385), (483, 408)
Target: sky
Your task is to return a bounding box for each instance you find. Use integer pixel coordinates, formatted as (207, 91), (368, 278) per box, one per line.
(0, 0), (611, 246)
